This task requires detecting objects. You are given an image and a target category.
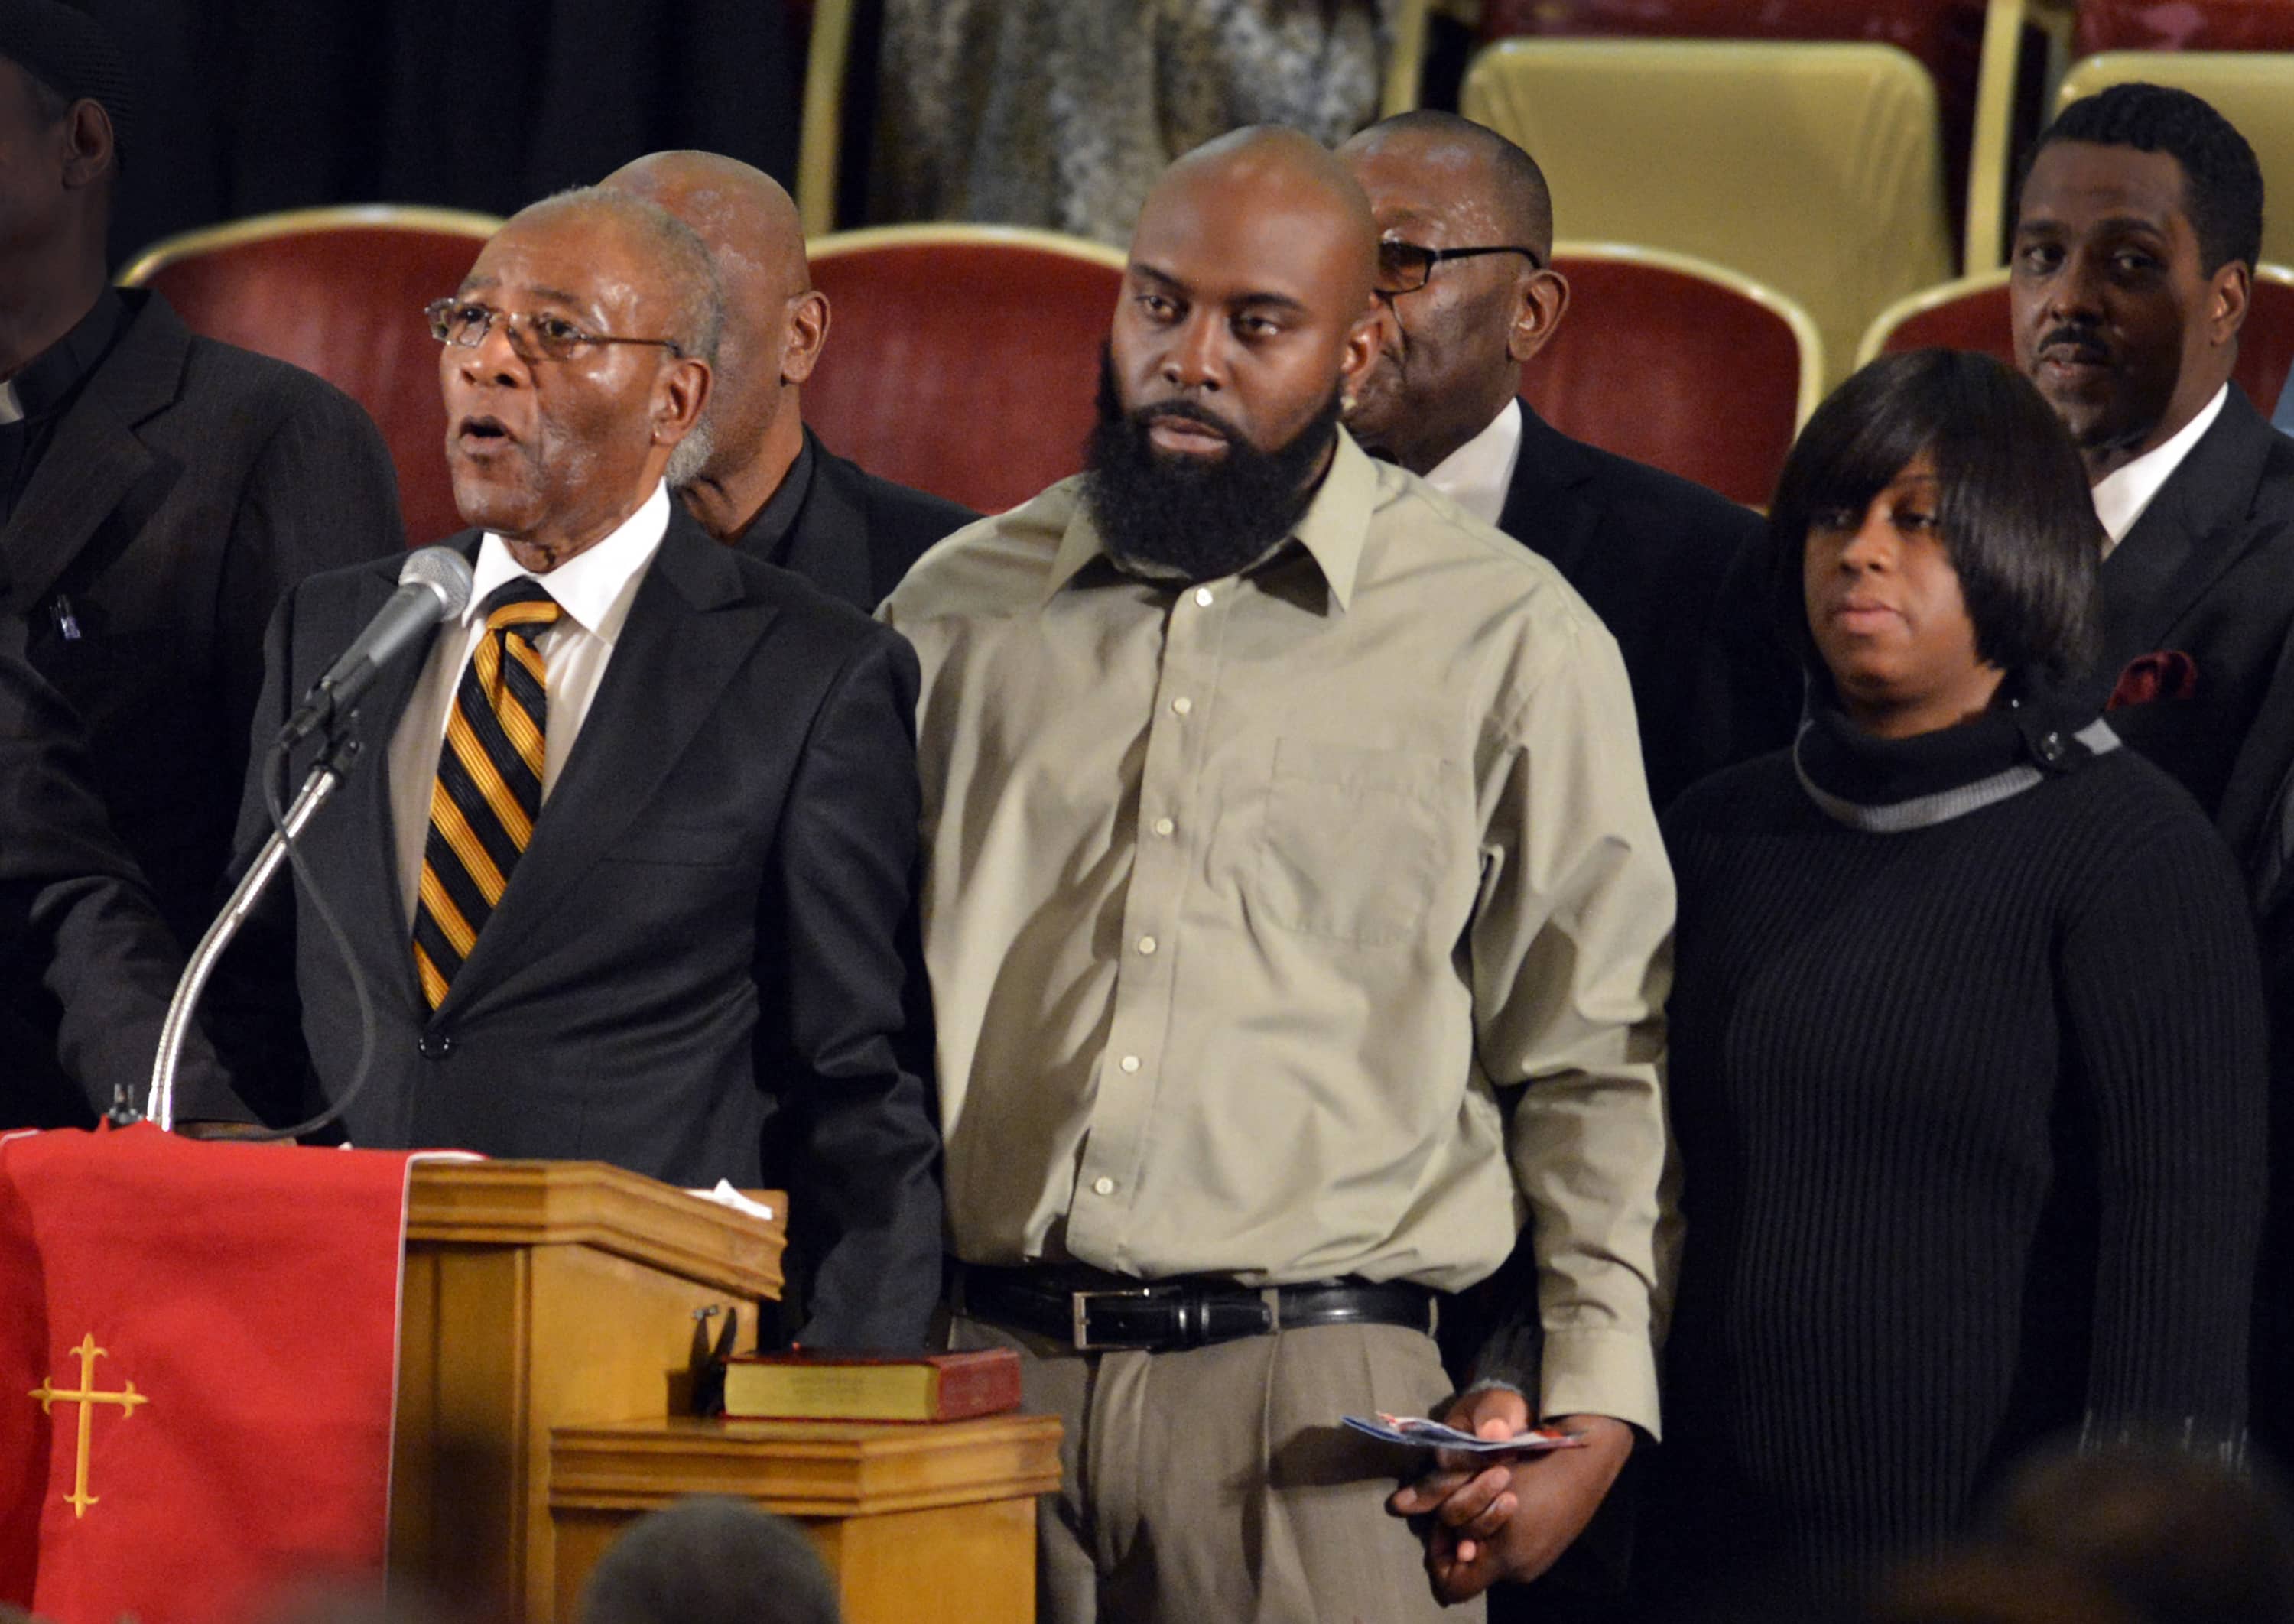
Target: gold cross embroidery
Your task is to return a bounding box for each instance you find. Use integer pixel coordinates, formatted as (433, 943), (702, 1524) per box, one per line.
(29, 1333), (149, 1517)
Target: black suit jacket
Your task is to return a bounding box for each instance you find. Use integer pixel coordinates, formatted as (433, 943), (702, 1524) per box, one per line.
(0, 290), (402, 1123)
(2213, 432), (2294, 1465)
(0, 620), (226, 1122)
(1494, 403), (1769, 810)
(2088, 386), (2294, 823)
(212, 510), (943, 1347)
(732, 430), (977, 612)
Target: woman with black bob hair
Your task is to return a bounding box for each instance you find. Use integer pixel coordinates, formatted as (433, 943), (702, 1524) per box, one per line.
(1639, 349), (2268, 1610)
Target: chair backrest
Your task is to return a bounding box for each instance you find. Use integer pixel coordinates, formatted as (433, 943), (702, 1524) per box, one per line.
(119, 206), (502, 548)
(2053, 53), (2294, 270)
(1857, 263), (2294, 414)
(2075, 0), (2294, 54)
(1535, 243), (1824, 508)
(1462, 37), (1954, 388)
(804, 226), (1126, 515)
(1480, 2), (1986, 232)
(794, 0), (853, 237)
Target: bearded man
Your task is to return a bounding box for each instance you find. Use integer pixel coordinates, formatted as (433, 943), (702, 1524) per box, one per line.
(881, 126), (1675, 1623)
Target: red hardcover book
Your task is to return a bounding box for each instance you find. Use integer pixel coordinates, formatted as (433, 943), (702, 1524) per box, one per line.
(720, 1347), (1022, 1422)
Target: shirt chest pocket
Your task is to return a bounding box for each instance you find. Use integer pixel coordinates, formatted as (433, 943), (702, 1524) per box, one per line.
(1256, 738), (1464, 947)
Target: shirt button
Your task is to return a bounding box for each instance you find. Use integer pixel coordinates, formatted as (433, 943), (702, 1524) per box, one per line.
(1153, 817), (1175, 837)
(1171, 696), (1192, 716)
(1194, 586), (1214, 607)
(418, 1032), (455, 1060)
(1119, 1054), (1142, 1073)
(1092, 1177), (1116, 1197)
(1137, 935), (1158, 956)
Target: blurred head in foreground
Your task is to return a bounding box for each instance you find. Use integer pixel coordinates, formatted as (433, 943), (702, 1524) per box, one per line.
(577, 1494), (840, 1624)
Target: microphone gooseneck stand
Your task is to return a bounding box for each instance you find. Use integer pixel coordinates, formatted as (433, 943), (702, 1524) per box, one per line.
(145, 726), (361, 1132)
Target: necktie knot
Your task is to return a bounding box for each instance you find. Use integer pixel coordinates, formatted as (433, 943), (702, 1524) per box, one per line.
(483, 577), (561, 641)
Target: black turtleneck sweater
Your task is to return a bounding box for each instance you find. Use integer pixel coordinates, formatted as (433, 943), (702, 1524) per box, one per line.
(1643, 694), (2268, 1606)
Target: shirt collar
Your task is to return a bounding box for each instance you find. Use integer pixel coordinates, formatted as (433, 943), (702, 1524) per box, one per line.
(470, 479), (671, 645)
(730, 429), (818, 559)
(1045, 425), (1379, 611)
(1420, 398), (1522, 528)
(2091, 383), (2228, 554)
(0, 288), (125, 425)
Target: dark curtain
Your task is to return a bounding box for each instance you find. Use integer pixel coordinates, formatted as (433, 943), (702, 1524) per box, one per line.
(93, 0), (799, 271)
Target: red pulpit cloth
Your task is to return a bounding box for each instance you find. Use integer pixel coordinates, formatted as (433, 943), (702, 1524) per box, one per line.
(0, 1123), (430, 1624)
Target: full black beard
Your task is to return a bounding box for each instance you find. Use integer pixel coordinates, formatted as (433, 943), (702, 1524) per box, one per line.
(1082, 349), (1343, 584)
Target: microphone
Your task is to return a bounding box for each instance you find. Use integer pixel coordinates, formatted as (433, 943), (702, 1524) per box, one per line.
(278, 546), (474, 749)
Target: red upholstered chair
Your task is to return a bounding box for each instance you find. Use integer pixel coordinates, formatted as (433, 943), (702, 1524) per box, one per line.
(804, 226), (1127, 515)
(119, 206), (502, 547)
(2075, 0), (2294, 54)
(1857, 264), (2294, 414)
(1534, 244), (1824, 509)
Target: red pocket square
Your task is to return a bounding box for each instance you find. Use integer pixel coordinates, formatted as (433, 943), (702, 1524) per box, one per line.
(2107, 650), (2199, 709)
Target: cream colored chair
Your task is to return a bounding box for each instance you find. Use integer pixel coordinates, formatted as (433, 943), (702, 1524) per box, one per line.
(2054, 53), (2294, 268)
(1962, 0), (2078, 270)
(1461, 37), (1954, 386)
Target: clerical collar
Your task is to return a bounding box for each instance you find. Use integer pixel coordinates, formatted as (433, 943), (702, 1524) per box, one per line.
(0, 288), (125, 427)
(1792, 680), (2118, 833)
(732, 430), (818, 561)
(2091, 383), (2227, 556)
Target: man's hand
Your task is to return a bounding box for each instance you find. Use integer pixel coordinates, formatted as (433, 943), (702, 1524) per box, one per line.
(1385, 1388), (1633, 1605)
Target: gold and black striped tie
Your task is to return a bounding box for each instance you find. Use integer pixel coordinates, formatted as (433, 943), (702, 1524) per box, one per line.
(411, 577), (562, 1011)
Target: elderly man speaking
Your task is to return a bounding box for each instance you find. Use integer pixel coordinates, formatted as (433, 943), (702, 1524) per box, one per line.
(209, 188), (943, 1350)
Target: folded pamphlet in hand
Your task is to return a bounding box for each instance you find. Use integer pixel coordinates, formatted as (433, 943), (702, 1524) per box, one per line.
(1342, 1412), (1585, 1453)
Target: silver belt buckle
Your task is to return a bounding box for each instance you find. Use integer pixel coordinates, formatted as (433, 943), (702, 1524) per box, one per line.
(1071, 1285), (1159, 1351)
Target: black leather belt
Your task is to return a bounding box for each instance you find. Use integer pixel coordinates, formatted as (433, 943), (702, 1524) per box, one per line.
(959, 1265), (1437, 1353)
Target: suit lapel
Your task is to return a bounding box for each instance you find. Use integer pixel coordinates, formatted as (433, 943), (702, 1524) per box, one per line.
(336, 538), (480, 1002)
(0, 294), (184, 614)
(776, 437), (876, 607)
(1496, 401), (1603, 574)
(437, 515), (777, 1004)
(2097, 389), (2276, 675)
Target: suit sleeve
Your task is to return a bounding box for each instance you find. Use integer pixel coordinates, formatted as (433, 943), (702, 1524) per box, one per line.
(2057, 797), (2267, 1448)
(213, 380), (405, 794)
(759, 622), (944, 1348)
(0, 637), (234, 1119)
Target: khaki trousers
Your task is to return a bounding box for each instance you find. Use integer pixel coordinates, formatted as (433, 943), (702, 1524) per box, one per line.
(950, 1312), (1476, 1624)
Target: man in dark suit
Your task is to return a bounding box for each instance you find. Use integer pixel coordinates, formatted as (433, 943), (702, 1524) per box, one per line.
(2011, 82), (2294, 824)
(0, 615), (227, 1117)
(0, 5), (402, 1125)
(2020, 86), (2294, 1479)
(211, 189), (941, 1348)
(601, 151), (975, 610)
(1336, 111), (1769, 810)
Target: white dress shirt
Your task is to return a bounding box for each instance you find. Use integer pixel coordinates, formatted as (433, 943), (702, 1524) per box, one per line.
(0, 380), (21, 425)
(1420, 397), (1525, 528)
(386, 481), (671, 918)
(2092, 384), (2227, 557)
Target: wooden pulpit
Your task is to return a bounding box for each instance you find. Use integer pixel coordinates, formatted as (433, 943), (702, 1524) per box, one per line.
(390, 1160), (785, 1620)
(387, 1161), (1061, 1624)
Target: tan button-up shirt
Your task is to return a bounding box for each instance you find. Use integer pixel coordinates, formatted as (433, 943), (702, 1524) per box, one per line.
(882, 429), (1675, 1431)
